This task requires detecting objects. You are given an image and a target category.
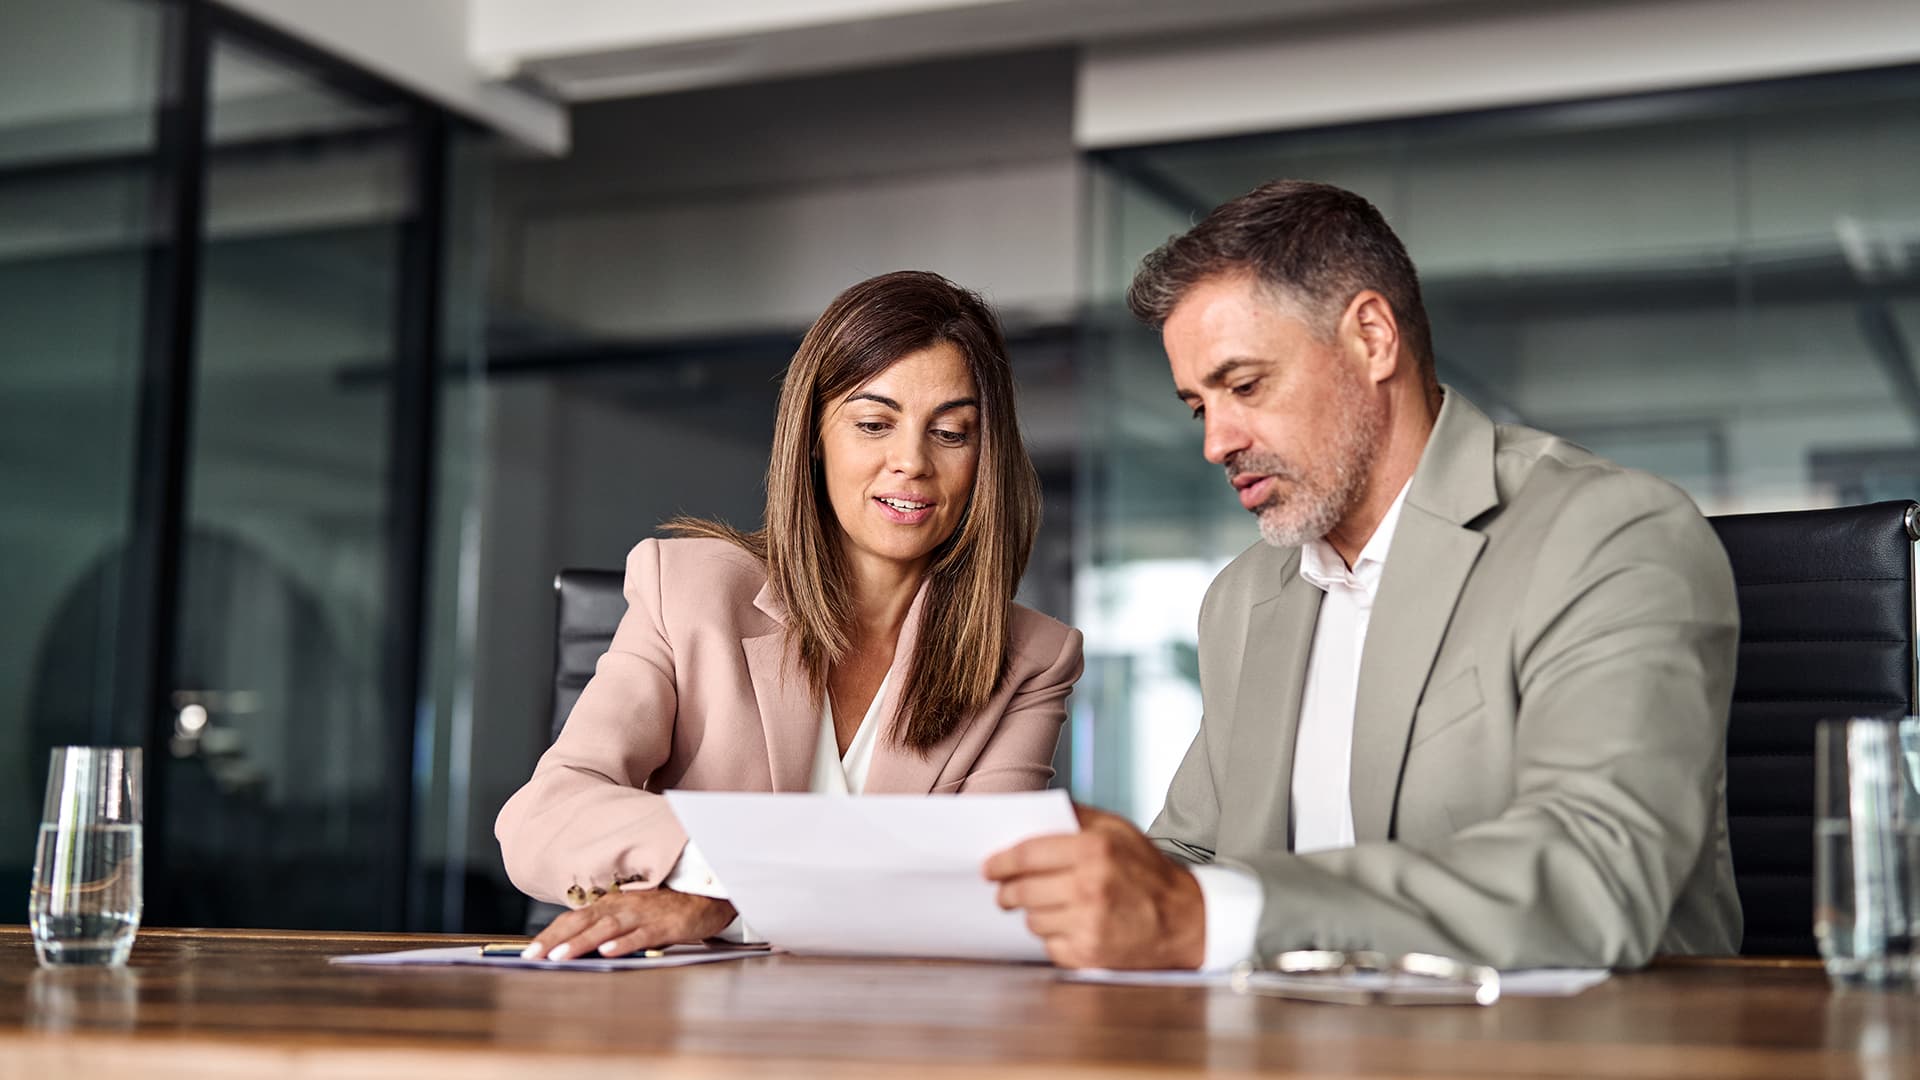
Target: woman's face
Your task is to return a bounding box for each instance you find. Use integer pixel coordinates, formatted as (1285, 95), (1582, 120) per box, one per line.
(818, 341), (982, 581)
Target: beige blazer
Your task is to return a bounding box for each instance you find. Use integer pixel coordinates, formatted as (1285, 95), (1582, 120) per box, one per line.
(1151, 390), (1744, 969)
(497, 536), (1085, 905)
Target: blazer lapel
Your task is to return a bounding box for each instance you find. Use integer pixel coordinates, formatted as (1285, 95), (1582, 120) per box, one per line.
(743, 581), (818, 792)
(1348, 511), (1484, 841)
(1348, 389), (1499, 842)
(1222, 553), (1321, 852)
(861, 582), (957, 794)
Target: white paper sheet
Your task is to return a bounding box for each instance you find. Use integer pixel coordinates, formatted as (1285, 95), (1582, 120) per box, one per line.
(329, 943), (771, 972)
(664, 789), (1079, 962)
(1062, 966), (1611, 997)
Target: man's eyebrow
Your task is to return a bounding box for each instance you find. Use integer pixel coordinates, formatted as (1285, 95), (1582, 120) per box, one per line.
(1174, 359), (1266, 401)
(1200, 358), (1266, 387)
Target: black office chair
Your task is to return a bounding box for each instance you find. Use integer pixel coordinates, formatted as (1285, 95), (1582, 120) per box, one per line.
(525, 568), (627, 935)
(1709, 500), (1919, 956)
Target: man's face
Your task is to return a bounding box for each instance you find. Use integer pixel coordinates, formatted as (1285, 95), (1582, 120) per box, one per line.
(1164, 273), (1384, 548)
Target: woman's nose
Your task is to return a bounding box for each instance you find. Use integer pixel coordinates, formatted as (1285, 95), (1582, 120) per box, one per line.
(887, 434), (930, 475)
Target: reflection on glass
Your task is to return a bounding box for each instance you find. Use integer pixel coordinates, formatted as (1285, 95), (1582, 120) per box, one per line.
(0, 0), (164, 921)
(158, 36), (414, 929)
(27, 967), (140, 1034)
(1082, 69), (1920, 821)
(413, 127), (494, 930)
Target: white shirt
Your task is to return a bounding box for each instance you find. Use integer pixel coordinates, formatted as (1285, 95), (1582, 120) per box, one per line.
(1189, 481), (1411, 970)
(662, 671), (891, 939)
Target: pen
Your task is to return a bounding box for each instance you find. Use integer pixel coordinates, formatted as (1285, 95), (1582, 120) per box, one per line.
(479, 943), (666, 959)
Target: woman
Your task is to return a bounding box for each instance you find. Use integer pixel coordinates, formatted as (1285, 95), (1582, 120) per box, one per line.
(497, 270), (1083, 960)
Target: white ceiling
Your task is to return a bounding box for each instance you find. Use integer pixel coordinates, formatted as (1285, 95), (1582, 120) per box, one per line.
(473, 0), (1484, 101)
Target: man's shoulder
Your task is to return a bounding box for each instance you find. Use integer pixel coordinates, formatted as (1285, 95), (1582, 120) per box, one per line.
(1489, 421), (1702, 524)
(1482, 422), (1729, 594)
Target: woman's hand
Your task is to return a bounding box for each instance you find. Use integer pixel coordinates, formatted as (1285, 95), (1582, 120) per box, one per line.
(524, 888), (737, 960)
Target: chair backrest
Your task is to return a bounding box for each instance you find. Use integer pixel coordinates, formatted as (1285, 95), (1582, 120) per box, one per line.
(526, 568), (625, 934)
(551, 569), (626, 742)
(1708, 499), (1919, 956)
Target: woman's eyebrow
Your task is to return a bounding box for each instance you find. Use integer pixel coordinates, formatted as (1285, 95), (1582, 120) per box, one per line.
(843, 393), (979, 416)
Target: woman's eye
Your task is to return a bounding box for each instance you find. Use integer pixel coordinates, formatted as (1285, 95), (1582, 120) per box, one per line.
(932, 429), (971, 446)
(854, 421), (889, 435)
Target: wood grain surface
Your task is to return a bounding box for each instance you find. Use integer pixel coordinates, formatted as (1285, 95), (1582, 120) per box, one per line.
(1, 927), (1915, 1078)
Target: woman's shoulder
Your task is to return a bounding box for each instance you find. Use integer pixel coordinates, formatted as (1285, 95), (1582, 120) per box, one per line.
(642, 535), (765, 574)
(625, 536), (769, 617)
(1006, 602), (1082, 670)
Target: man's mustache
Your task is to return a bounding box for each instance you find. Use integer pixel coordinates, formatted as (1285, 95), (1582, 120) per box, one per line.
(1225, 452), (1293, 484)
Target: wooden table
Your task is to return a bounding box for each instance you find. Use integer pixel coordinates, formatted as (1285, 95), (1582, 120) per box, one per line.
(2, 927), (1917, 1078)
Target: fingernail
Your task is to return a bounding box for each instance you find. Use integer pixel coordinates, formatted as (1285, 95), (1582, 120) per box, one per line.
(548, 943), (571, 961)
(598, 941), (618, 956)
(520, 942), (544, 960)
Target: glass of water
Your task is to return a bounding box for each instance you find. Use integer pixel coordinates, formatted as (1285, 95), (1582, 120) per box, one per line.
(30, 747), (143, 967)
(1815, 718), (1920, 985)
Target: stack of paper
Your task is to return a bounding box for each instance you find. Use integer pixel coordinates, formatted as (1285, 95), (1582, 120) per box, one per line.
(330, 943), (769, 972)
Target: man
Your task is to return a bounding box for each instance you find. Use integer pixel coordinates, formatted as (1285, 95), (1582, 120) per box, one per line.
(985, 180), (1742, 971)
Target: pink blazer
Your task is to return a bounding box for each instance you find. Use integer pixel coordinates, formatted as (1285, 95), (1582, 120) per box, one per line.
(496, 537), (1085, 905)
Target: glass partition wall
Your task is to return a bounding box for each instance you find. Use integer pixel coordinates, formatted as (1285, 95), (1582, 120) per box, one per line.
(1080, 67), (1920, 822)
(0, 0), (166, 914)
(0, 0), (484, 929)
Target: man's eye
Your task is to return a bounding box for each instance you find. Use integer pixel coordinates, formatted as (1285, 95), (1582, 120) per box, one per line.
(1230, 380), (1259, 397)
(1189, 405), (1205, 420)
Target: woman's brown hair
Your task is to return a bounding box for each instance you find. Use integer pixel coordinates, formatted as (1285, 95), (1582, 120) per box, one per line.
(667, 270), (1041, 751)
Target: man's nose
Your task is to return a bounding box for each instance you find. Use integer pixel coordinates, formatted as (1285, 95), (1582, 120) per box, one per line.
(1202, 411), (1249, 466)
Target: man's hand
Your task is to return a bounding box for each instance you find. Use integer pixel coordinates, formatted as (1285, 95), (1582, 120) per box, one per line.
(524, 888), (736, 960)
(982, 804), (1206, 969)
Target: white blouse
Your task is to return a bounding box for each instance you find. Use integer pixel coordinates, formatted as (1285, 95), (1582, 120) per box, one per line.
(811, 669), (887, 795)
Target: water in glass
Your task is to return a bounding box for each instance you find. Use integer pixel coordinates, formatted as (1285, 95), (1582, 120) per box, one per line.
(1815, 817), (1920, 984)
(30, 822), (143, 967)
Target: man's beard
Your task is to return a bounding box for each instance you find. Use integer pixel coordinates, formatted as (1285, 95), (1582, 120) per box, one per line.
(1230, 372), (1384, 549)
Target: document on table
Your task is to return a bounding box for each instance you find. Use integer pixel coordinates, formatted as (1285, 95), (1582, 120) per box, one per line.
(330, 943), (771, 972)
(1062, 967), (1611, 997)
(664, 788), (1079, 962)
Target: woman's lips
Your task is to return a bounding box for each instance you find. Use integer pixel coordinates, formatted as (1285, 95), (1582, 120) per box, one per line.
(874, 496), (935, 524)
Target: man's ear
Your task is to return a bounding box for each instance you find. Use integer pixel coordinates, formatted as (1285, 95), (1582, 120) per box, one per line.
(1343, 290), (1402, 385)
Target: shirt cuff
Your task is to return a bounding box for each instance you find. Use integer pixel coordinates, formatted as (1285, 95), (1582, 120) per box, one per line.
(662, 839), (729, 899)
(710, 915), (761, 944)
(1190, 864), (1263, 973)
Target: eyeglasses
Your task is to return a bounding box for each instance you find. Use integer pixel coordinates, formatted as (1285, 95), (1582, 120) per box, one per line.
(1230, 949), (1501, 1006)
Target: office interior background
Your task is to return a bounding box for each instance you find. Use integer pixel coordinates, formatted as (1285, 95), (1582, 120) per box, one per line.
(3, 0), (1917, 933)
